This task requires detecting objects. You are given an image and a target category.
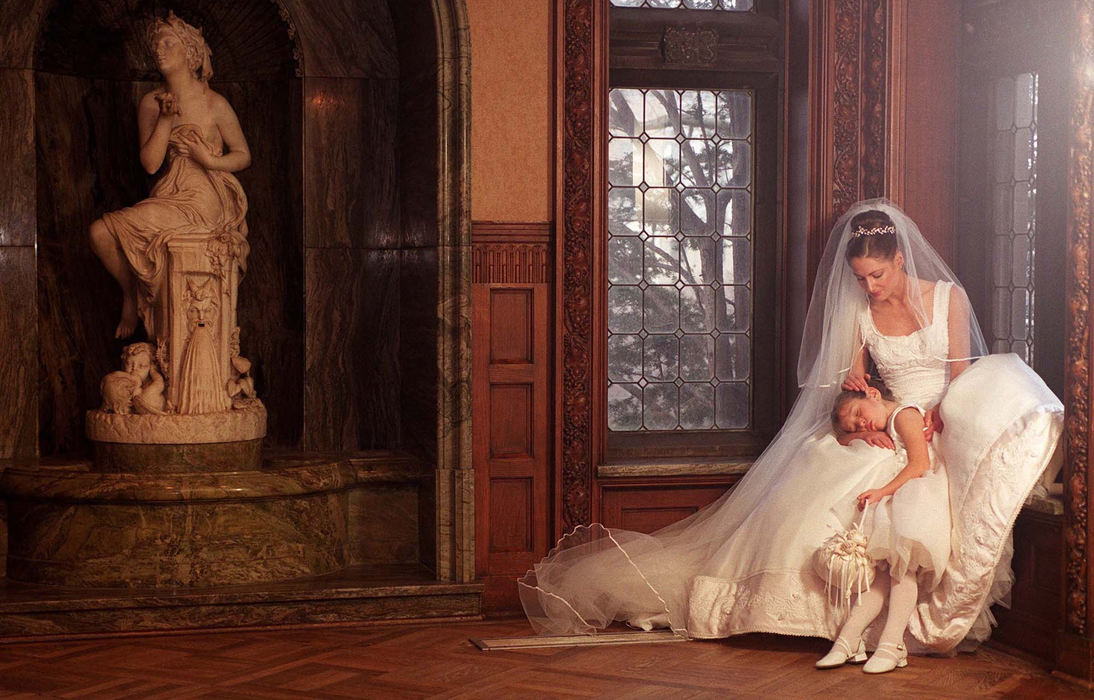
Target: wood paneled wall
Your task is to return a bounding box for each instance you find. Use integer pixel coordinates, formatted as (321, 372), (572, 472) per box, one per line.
(599, 480), (731, 534)
(0, 67), (36, 458)
(472, 223), (552, 611)
(894, 0), (959, 260)
(993, 507), (1065, 660)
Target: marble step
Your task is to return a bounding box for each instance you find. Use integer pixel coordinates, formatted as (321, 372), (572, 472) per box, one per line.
(0, 564), (482, 640)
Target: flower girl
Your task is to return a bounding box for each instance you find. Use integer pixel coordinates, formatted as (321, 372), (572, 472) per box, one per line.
(817, 385), (951, 673)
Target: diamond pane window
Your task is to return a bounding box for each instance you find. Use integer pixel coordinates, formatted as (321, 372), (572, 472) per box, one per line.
(989, 72), (1038, 364)
(607, 88), (754, 432)
(609, 0), (754, 9)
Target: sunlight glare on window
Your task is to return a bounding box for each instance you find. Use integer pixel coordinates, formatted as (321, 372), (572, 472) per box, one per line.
(607, 88), (754, 432)
(990, 72), (1038, 364)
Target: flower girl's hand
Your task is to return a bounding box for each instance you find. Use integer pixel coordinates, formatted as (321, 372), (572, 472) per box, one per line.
(857, 489), (887, 509)
(842, 372), (871, 392)
(860, 431), (895, 450)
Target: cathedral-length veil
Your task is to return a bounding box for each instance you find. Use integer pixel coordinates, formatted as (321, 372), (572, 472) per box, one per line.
(519, 198), (1062, 652)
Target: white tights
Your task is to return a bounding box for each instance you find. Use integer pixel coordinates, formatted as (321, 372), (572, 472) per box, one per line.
(837, 569), (919, 647)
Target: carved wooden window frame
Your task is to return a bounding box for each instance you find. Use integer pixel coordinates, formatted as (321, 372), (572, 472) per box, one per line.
(601, 2), (783, 466)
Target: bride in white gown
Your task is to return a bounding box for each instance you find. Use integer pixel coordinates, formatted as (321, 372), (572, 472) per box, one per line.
(519, 198), (1063, 655)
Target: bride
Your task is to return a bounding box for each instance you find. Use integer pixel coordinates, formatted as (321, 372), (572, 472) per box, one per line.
(519, 198), (1063, 655)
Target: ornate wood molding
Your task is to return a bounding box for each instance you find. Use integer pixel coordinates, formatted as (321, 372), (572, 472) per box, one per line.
(861, 0), (887, 200)
(557, 0), (600, 534)
(831, 0), (861, 219)
(808, 0), (890, 282)
(662, 25), (718, 65)
(471, 223), (553, 284)
(884, 0), (907, 204)
(1065, 0), (1094, 638)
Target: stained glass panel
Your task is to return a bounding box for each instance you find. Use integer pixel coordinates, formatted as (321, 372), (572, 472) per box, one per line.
(989, 72), (1038, 364)
(608, 88), (754, 431)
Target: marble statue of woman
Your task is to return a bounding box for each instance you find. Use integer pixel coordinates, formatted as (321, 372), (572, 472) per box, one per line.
(88, 11), (251, 340)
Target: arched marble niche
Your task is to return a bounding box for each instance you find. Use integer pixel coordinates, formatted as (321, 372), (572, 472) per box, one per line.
(22, 0), (469, 476)
(2, 0), (471, 584)
(33, 0), (304, 453)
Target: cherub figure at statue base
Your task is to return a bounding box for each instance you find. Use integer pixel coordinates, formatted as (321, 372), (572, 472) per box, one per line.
(227, 355), (260, 410)
(100, 342), (167, 415)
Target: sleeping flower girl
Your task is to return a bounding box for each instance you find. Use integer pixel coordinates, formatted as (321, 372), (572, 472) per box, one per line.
(818, 384), (951, 673)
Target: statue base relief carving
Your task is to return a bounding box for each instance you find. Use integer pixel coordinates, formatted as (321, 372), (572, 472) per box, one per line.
(87, 229), (267, 452)
(86, 402), (266, 445)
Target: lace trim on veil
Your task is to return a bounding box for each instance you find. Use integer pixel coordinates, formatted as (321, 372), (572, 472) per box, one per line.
(518, 523), (688, 637)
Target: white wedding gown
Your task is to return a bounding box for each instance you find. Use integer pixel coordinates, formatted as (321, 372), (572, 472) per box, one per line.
(521, 282), (1063, 653)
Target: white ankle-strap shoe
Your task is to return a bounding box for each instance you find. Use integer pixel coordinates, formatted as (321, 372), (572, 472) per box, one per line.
(815, 637), (868, 669)
(862, 642), (908, 674)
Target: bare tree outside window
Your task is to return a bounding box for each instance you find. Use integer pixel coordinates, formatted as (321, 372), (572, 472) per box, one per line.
(608, 88), (754, 432)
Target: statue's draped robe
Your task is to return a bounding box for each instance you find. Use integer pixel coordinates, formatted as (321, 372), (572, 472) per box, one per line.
(102, 122), (249, 338)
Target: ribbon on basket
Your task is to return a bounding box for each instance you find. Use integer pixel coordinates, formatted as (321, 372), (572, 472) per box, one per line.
(812, 502), (877, 614)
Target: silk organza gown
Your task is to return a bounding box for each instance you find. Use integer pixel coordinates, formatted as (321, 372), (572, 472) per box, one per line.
(520, 281), (1063, 653)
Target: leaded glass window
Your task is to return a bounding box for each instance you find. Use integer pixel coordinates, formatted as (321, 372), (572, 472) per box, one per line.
(609, 0), (753, 9)
(990, 72), (1038, 363)
(607, 88), (753, 432)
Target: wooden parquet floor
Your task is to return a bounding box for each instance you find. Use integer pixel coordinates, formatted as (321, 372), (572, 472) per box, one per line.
(0, 618), (1088, 699)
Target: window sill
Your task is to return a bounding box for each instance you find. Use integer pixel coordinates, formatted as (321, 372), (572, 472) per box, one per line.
(1023, 493), (1063, 516)
(597, 460), (752, 479)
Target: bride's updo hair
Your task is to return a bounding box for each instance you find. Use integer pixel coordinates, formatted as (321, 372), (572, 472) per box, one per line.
(844, 209), (898, 261)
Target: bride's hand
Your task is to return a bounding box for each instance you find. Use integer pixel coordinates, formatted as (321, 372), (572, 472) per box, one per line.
(841, 372), (871, 392)
(922, 408), (944, 442)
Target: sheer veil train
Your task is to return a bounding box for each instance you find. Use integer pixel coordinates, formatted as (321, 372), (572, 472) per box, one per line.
(519, 198), (1063, 652)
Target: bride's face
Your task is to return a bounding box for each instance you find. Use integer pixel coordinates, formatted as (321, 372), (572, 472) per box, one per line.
(849, 252), (905, 303)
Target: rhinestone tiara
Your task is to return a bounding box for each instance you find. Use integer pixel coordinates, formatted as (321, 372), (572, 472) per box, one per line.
(850, 224), (895, 238)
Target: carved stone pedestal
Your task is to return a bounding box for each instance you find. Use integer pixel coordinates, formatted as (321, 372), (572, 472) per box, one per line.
(1, 449), (347, 589)
(0, 452), (483, 639)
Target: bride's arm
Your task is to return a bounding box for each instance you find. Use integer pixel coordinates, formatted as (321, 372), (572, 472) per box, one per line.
(841, 322), (871, 392)
(948, 286), (972, 379)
